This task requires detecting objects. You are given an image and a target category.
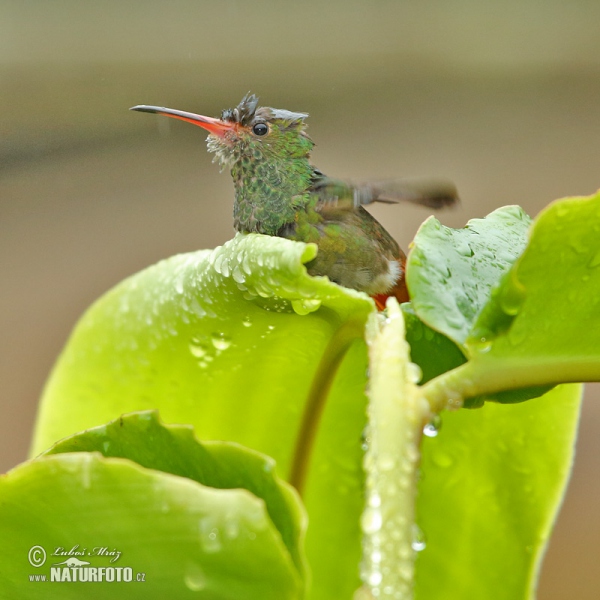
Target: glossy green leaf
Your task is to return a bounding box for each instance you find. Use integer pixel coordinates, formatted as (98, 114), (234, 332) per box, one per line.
(43, 410), (307, 581)
(406, 205), (555, 406)
(31, 232), (373, 600)
(0, 452), (302, 599)
(406, 206), (532, 348)
(416, 384), (582, 600)
(401, 304), (466, 384)
(468, 192), (600, 383)
(422, 192), (600, 409)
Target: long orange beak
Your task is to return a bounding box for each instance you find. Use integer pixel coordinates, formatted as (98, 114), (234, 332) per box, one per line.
(130, 105), (235, 138)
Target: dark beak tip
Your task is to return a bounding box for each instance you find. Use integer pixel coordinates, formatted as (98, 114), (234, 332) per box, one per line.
(129, 105), (160, 114)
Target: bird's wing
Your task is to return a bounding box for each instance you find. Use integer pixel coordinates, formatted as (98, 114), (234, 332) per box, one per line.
(310, 173), (459, 211)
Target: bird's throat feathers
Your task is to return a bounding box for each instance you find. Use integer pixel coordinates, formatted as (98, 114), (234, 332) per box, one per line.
(205, 94), (316, 234)
(230, 149), (315, 235)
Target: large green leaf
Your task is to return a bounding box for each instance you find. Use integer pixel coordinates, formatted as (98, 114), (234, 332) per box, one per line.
(31, 232), (372, 600)
(43, 410), (307, 581)
(416, 384), (582, 600)
(0, 451), (302, 599)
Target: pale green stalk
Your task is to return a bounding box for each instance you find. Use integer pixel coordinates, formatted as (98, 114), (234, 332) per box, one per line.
(356, 299), (429, 600)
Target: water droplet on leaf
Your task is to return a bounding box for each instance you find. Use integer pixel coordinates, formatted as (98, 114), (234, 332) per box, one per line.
(211, 333), (231, 351)
(201, 528), (222, 553)
(291, 298), (322, 315)
(184, 563), (206, 591)
(189, 338), (209, 358)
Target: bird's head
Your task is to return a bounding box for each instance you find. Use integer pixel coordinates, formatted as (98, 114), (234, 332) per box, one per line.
(131, 93), (314, 170)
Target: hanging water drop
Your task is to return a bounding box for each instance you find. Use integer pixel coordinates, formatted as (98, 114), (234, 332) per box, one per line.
(211, 333), (232, 351)
(411, 524), (426, 552)
(423, 414), (441, 438)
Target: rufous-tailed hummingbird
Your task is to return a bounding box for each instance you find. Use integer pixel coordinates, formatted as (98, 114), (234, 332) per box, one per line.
(131, 94), (457, 309)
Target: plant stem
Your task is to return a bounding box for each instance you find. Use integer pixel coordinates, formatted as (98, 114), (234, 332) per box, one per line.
(421, 355), (600, 413)
(357, 299), (429, 600)
(289, 316), (364, 495)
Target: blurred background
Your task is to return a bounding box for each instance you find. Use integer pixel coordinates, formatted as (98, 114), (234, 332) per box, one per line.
(1, 1), (599, 597)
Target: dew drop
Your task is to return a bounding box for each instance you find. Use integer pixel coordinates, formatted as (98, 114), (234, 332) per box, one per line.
(221, 259), (230, 277)
(378, 454), (396, 472)
(423, 414), (441, 438)
(189, 338), (209, 358)
(232, 265), (246, 284)
(406, 362), (422, 384)
(368, 493), (382, 508)
(411, 524), (427, 552)
(201, 528), (222, 553)
(224, 519), (240, 540)
(361, 507), (383, 534)
(457, 241), (474, 257)
(184, 563), (206, 591)
(500, 284), (525, 316)
(291, 298), (322, 315)
(211, 333), (231, 351)
(367, 570), (383, 586)
(404, 444), (419, 464)
(242, 316), (252, 327)
(213, 254), (223, 275)
(475, 337), (492, 353)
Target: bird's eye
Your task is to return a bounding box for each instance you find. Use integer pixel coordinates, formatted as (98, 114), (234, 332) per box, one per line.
(252, 123), (268, 136)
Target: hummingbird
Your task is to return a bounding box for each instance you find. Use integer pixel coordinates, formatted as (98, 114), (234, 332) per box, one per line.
(131, 94), (457, 309)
